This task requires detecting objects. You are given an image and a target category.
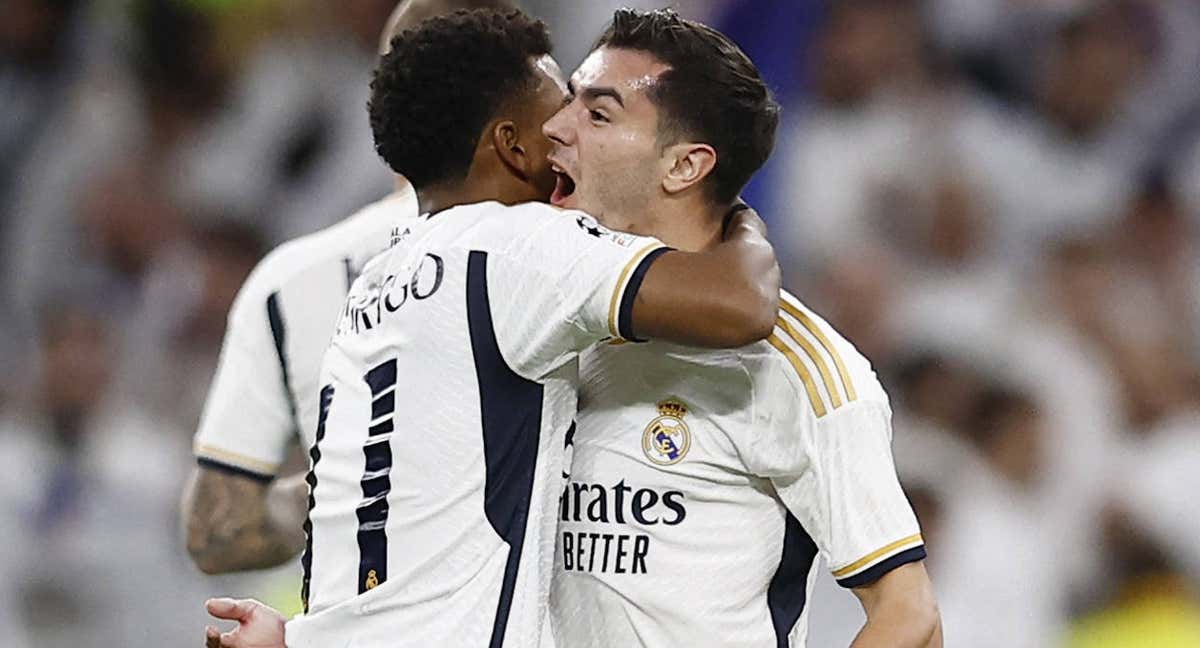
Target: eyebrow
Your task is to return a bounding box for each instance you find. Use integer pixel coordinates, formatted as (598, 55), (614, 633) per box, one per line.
(568, 81), (625, 108)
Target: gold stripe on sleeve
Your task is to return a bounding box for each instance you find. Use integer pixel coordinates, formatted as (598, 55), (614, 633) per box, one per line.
(831, 534), (924, 578)
(194, 444), (281, 476)
(607, 243), (667, 339)
(767, 333), (827, 417)
(776, 316), (843, 409)
(780, 298), (857, 402)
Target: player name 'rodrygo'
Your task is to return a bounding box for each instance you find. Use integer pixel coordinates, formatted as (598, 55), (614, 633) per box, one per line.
(336, 252), (444, 337)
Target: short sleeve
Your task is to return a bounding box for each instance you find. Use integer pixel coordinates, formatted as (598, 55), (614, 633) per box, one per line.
(485, 205), (668, 379)
(193, 287), (297, 481)
(761, 397), (926, 589)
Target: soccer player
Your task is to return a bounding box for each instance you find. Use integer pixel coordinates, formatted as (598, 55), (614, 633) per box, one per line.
(206, 8), (780, 648)
(546, 10), (942, 648)
(183, 0), (512, 575)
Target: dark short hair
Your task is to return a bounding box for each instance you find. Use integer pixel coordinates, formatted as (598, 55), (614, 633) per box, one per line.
(368, 8), (552, 187)
(595, 9), (780, 204)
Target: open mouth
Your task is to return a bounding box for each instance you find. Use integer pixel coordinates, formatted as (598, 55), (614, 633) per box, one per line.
(550, 165), (577, 207)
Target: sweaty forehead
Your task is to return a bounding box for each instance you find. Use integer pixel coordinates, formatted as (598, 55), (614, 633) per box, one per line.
(571, 46), (671, 97)
(533, 54), (568, 96)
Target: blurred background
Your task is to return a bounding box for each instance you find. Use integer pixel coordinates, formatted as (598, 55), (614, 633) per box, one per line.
(2, 0), (1200, 646)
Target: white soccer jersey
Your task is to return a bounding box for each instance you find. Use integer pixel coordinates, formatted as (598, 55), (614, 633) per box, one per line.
(288, 201), (667, 648)
(194, 189), (418, 479)
(552, 292), (925, 648)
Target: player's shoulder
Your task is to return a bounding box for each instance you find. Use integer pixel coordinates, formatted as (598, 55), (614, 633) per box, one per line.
(265, 189), (416, 281)
(742, 290), (888, 422)
(438, 199), (558, 224)
(445, 200), (570, 244)
(233, 192), (416, 309)
(446, 200), (652, 253)
(465, 199), (576, 223)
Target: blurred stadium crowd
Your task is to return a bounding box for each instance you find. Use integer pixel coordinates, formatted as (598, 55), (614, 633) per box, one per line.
(2, 0), (1200, 646)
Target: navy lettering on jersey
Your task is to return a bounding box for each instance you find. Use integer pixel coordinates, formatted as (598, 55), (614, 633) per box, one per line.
(338, 253), (444, 336)
(560, 480), (687, 526)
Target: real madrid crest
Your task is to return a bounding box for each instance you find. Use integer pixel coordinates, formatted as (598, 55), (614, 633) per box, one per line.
(642, 399), (692, 466)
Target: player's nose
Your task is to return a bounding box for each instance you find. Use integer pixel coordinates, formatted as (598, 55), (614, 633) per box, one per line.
(543, 103), (574, 146)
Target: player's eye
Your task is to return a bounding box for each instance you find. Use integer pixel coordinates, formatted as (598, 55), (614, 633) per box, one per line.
(589, 109), (609, 123)
(562, 94), (574, 107)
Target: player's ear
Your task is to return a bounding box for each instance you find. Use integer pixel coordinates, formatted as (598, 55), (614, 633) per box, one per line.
(661, 142), (717, 195)
(491, 120), (532, 180)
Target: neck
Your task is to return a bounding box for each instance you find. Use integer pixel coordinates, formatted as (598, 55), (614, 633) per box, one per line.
(639, 193), (729, 252)
(415, 160), (536, 215)
(415, 176), (502, 216)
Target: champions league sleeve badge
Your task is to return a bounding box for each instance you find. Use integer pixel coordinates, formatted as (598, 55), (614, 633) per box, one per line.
(574, 213), (640, 248)
(642, 399), (692, 466)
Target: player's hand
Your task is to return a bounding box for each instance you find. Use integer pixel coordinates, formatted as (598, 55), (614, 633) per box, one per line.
(204, 598), (287, 648)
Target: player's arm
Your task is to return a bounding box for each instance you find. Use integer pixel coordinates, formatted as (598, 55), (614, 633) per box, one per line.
(631, 205), (780, 347)
(746, 371), (938, 647)
(850, 562), (942, 648)
(184, 470), (307, 574)
(491, 203), (777, 379)
(183, 279), (307, 573)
